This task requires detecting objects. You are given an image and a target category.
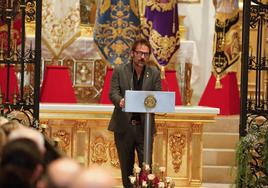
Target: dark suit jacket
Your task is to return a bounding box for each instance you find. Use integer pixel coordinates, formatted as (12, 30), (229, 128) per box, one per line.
(108, 62), (162, 133)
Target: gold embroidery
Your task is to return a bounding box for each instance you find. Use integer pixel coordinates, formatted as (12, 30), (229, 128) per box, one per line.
(130, 0), (139, 17)
(99, 0), (111, 15)
(212, 12), (240, 84)
(150, 29), (180, 62)
(42, 0), (81, 57)
(147, 0), (177, 12)
(94, 0), (140, 64)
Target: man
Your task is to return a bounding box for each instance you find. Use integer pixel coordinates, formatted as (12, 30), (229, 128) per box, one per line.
(8, 126), (46, 154)
(109, 38), (162, 187)
(0, 138), (43, 188)
(70, 165), (115, 188)
(37, 157), (81, 188)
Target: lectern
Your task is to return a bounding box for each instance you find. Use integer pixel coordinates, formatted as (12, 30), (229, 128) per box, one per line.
(124, 90), (175, 164)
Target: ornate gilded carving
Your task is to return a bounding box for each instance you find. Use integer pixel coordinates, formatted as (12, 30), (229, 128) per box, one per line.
(108, 141), (120, 168)
(63, 58), (75, 80)
(169, 131), (186, 173)
(75, 120), (88, 131)
(91, 136), (108, 164)
(191, 123), (203, 133)
(94, 59), (106, 90)
(53, 130), (71, 153)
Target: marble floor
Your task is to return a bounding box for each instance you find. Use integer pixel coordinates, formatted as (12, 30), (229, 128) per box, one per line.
(202, 183), (232, 188)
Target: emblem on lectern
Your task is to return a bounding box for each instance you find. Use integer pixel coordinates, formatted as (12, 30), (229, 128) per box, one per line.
(144, 95), (157, 108)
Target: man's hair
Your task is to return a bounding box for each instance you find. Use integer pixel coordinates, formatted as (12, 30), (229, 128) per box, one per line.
(0, 138), (42, 170)
(0, 138), (43, 186)
(131, 38), (152, 54)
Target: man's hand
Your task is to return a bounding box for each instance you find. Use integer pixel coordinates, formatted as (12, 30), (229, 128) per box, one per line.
(119, 98), (125, 108)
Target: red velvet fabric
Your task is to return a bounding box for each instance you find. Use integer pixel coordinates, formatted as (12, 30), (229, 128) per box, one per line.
(40, 66), (76, 103)
(161, 70), (182, 105)
(199, 72), (240, 115)
(0, 65), (19, 103)
(100, 68), (113, 104)
(100, 69), (182, 105)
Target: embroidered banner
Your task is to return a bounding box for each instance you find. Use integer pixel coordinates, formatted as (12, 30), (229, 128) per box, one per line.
(94, 0), (141, 65)
(42, 0), (81, 57)
(141, 0), (180, 66)
(212, 0), (240, 78)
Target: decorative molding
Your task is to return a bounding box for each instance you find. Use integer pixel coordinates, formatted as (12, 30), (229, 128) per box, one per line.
(169, 131), (187, 173)
(191, 123), (203, 133)
(108, 141), (120, 168)
(52, 130), (71, 153)
(91, 136), (108, 164)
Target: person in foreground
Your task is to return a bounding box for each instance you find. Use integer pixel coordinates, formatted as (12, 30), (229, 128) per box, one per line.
(109, 38), (162, 187)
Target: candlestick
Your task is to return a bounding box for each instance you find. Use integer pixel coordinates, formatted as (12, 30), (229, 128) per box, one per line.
(0, 38), (4, 61)
(13, 39), (17, 61)
(12, 85), (17, 105)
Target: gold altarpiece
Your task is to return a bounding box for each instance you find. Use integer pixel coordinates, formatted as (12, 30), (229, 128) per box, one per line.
(40, 104), (219, 187)
(23, 1), (218, 187)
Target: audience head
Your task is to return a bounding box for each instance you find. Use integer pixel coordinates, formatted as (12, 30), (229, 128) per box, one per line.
(0, 116), (8, 126)
(8, 126), (45, 154)
(71, 165), (115, 188)
(0, 128), (7, 154)
(41, 157), (81, 188)
(0, 138), (43, 187)
(0, 120), (21, 136)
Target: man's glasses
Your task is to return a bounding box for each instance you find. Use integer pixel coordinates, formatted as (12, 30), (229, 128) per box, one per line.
(134, 50), (150, 58)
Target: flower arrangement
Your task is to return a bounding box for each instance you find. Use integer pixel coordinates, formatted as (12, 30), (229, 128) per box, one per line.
(129, 163), (175, 188)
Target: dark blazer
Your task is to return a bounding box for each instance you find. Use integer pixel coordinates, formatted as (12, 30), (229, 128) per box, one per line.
(108, 62), (162, 133)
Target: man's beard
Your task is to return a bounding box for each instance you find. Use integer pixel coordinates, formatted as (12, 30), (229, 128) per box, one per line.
(136, 60), (145, 67)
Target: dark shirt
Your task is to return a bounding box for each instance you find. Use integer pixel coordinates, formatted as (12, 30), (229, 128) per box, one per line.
(131, 66), (145, 122)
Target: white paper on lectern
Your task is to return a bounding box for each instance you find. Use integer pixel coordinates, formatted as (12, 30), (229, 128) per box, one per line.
(124, 90), (175, 113)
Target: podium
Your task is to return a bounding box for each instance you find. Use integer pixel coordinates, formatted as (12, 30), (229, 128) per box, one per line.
(124, 90), (175, 164)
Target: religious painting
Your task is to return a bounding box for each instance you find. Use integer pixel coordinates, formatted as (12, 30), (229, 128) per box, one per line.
(178, 0), (200, 3)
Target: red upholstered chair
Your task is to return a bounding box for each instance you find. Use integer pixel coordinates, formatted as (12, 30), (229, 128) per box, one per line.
(0, 65), (19, 103)
(199, 72), (240, 115)
(99, 68), (182, 105)
(40, 66), (76, 103)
